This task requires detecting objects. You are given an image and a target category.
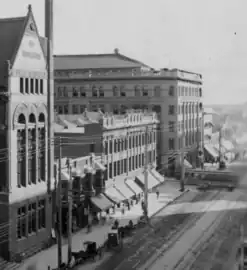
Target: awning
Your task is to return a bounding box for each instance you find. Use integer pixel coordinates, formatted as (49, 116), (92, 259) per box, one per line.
(184, 159), (192, 168)
(104, 186), (126, 203)
(95, 160), (106, 171)
(150, 169), (164, 183)
(114, 180), (135, 199)
(61, 170), (70, 181)
(90, 194), (112, 211)
(125, 179), (143, 195)
(204, 144), (218, 158)
(136, 171), (160, 190)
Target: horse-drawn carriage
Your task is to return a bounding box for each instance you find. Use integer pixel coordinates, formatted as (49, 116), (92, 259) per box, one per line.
(69, 240), (105, 267)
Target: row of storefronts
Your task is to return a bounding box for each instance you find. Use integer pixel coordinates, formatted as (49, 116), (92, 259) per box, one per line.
(59, 157), (164, 235)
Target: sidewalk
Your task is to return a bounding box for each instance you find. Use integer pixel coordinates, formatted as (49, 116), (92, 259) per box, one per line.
(18, 183), (186, 270)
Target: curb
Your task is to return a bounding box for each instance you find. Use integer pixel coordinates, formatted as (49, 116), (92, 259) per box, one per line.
(149, 189), (190, 218)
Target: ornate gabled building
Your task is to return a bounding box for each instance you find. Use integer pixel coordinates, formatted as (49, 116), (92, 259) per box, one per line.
(0, 6), (54, 261)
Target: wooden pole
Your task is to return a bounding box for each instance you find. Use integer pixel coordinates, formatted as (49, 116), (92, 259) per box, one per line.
(67, 162), (72, 263)
(57, 137), (62, 267)
(144, 126), (149, 222)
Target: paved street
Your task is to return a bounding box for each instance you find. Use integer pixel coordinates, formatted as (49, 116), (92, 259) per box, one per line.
(17, 181), (183, 270)
(145, 189), (247, 270)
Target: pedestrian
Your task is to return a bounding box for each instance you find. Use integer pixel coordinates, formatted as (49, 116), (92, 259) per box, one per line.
(156, 190), (160, 199)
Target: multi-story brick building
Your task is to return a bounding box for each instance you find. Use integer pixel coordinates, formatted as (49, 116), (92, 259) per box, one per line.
(0, 6), (54, 260)
(54, 110), (161, 231)
(54, 51), (203, 173)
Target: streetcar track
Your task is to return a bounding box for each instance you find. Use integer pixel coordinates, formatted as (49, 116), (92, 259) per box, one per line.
(96, 190), (212, 270)
(139, 190), (222, 270)
(175, 193), (247, 270)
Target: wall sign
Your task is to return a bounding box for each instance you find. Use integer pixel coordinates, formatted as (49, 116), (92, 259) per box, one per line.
(22, 50), (41, 60)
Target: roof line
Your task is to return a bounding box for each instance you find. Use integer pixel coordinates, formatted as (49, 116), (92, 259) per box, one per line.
(54, 54), (119, 58)
(0, 16), (26, 22)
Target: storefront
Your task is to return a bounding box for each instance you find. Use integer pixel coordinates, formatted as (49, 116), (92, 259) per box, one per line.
(135, 171), (160, 190)
(125, 178), (143, 195)
(104, 185), (126, 204)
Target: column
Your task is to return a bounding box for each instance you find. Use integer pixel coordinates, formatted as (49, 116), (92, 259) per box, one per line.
(35, 126), (38, 183)
(25, 126), (28, 186)
(107, 138), (110, 180)
(126, 135), (129, 174)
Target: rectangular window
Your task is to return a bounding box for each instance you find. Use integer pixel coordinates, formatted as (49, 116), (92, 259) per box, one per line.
(20, 78), (24, 93)
(40, 80), (43, 94)
(35, 79), (39, 94)
(142, 90), (148, 96)
(129, 158), (131, 171)
(17, 206), (27, 239)
(64, 105), (68, 114)
(38, 199), (46, 229)
(30, 78), (34, 94)
(169, 138), (175, 150)
(109, 163), (112, 179)
(72, 105), (78, 114)
(168, 105), (175, 115)
(169, 121), (175, 132)
(72, 88), (78, 97)
(25, 78), (29, 93)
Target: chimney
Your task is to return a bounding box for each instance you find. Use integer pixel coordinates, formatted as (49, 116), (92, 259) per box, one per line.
(114, 48), (119, 54)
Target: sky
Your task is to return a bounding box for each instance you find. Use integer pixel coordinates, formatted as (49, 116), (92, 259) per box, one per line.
(1, 0), (247, 105)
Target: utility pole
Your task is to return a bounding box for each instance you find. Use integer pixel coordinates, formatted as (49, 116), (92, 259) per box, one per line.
(57, 137), (62, 268)
(180, 104), (185, 192)
(67, 160), (73, 264)
(45, 0), (54, 194)
(144, 125), (149, 222)
(218, 127), (222, 166)
(240, 224), (244, 270)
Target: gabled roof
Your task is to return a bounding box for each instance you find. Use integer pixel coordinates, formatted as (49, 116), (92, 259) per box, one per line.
(0, 5), (47, 85)
(0, 16), (26, 85)
(54, 52), (149, 71)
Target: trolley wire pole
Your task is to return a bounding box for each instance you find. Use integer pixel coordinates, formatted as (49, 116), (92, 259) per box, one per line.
(67, 160), (73, 264)
(180, 104), (185, 192)
(144, 125), (149, 222)
(57, 137), (62, 268)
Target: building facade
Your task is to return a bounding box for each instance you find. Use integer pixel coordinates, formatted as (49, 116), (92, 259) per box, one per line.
(54, 53), (203, 172)
(0, 7), (54, 260)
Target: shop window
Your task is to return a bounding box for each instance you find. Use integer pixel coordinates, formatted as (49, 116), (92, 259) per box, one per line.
(17, 206), (27, 239)
(38, 199), (46, 229)
(80, 105), (85, 114)
(40, 79), (43, 94)
(20, 78), (24, 93)
(142, 153), (144, 166)
(113, 162), (117, 177)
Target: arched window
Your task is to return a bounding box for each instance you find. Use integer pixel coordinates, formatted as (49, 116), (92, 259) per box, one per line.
(18, 114), (26, 124)
(29, 113), (36, 123)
